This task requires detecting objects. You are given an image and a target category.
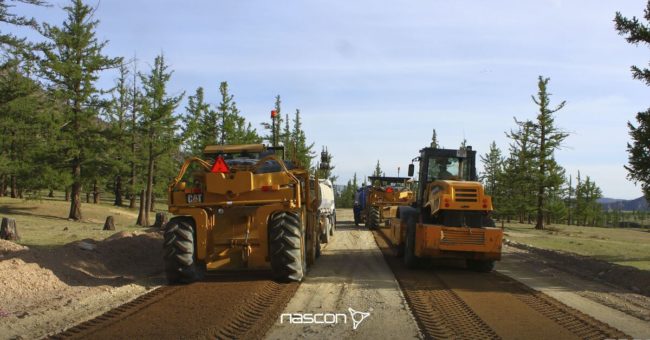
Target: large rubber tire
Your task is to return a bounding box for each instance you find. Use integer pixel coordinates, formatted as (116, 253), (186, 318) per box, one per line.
(321, 215), (331, 244)
(269, 211), (304, 282)
(163, 217), (204, 284)
(331, 213), (336, 234)
(353, 207), (360, 226)
(368, 207), (380, 230)
(404, 217), (419, 268)
(467, 260), (495, 272)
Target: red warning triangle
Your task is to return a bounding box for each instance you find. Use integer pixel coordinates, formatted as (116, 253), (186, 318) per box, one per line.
(211, 156), (230, 173)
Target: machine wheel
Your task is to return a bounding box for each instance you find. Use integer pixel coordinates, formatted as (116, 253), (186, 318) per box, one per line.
(395, 243), (404, 258)
(330, 213), (336, 235)
(316, 234), (322, 258)
(321, 215), (331, 244)
(269, 211), (304, 282)
(404, 217), (419, 268)
(368, 207), (380, 230)
(467, 260), (494, 272)
(163, 217), (204, 284)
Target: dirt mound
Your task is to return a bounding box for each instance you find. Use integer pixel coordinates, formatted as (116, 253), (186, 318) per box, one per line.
(0, 230), (165, 338)
(0, 239), (27, 254)
(506, 240), (650, 296)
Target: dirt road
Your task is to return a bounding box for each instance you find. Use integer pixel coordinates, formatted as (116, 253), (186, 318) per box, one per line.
(265, 209), (421, 339)
(373, 228), (630, 339)
(52, 273), (298, 339)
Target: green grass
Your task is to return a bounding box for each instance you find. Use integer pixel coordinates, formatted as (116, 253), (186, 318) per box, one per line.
(0, 196), (165, 247)
(503, 221), (650, 270)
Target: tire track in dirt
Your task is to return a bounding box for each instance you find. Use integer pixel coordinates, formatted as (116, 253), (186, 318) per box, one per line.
(50, 272), (298, 339)
(373, 229), (629, 339)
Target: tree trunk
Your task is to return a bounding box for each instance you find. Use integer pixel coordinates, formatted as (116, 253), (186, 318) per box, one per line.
(0, 174), (5, 197)
(136, 189), (147, 226)
(69, 159), (82, 220)
(114, 175), (123, 206)
(150, 194), (155, 212)
(17, 188), (23, 199)
(48, 189), (54, 198)
(0, 218), (19, 241)
(103, 216), (115, 231)
(130, 68), (138, 210)
(144, 144), (155, 227)
(152, 212), (168, 229)
(86, 192), (91, 203)
(10, 175), (17, 198)
(93, 180), (100, 204)
(65, 187), (70, 202)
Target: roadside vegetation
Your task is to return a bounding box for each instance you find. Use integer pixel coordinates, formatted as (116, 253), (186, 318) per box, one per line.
(0, 0), (329, 228)
(504, 222), (650, 270)
(0, 196), (144, 247)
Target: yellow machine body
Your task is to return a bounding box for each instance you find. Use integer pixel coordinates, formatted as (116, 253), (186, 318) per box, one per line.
(167, 144), (321, 272)
(383, 147), (503, 266)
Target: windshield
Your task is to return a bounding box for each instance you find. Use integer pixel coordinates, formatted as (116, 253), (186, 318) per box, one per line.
(426, 157), (460, 181)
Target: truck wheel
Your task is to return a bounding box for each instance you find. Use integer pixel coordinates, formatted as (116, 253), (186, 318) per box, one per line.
(395, 243), (404, 258)
(467, 260), (494, 272)
(404, 217), (419, 268)
(316, 234), (322, 258)
(269, 211), (304, 282)
(331, 213), (336, 234)
(321, 217), (331, 244)
(369, 207), (380, 230)
(163, 217), (203, 284)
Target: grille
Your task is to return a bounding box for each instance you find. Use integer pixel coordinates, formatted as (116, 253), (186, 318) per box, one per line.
(440, 229), (485, 245)
(454, 188), (478, 202)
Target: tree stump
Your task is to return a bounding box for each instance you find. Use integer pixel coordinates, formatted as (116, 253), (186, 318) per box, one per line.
(152, 212), (168, 229)
(103, 216), (115, 231)
(0, 218), (20, 241)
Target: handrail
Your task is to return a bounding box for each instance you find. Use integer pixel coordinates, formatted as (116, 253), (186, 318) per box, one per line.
(168, 157), (213, 192)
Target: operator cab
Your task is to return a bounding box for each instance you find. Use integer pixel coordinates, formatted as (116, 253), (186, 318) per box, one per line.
(408, 147), (477, 207)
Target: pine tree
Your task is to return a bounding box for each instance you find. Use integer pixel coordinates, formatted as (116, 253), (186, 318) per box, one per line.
(0, 0), (46, 49)
(138, 53), (183, 226)
(182, 87), (211, 155)
(216, 81), (233, 144)
(316, 146), (335, 180)
(615, 2), (650, 200)
(104, 62), (132, 206)
(430, 129), (439, 148)
(575, 174), (603, 226)
(505, 120), (538, 223)
(373, 160), (382, 178)
(128, 57), (142, 209)
(529, 76), (568, 230)
(479, 141), (503, 197)
(0, 58), (60, 198)
(38, 0), (122, 220)
(220, 82), (260, 144)
(261, 95), (283, 147)
(290, 109), (314, 168)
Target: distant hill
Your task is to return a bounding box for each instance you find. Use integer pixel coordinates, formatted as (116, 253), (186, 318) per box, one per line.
(598, 196), (649, 211)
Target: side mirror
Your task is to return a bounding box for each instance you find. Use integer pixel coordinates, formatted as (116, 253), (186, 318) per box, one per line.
(408, 164), (414, 177)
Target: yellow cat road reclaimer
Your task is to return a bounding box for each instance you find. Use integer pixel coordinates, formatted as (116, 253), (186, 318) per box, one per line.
(385, 146), (503, 272)
(364, 176), (414, 229)
(165, 144), (324, 283)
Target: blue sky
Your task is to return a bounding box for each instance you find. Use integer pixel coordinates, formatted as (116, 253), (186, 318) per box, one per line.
(10, 0), (650, 199)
